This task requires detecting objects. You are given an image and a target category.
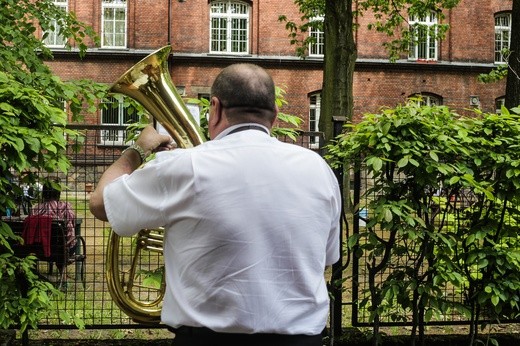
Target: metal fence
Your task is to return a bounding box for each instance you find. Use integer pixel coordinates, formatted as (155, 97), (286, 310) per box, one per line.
(340, 164), (520, 330)
(10, 123), (520, 339)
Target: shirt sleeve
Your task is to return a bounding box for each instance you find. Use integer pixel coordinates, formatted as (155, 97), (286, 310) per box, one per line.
(104, 157), (169, 236)
(103, 150), (193, 237)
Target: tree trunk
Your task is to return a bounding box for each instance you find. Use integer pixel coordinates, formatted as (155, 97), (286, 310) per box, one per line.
(320, 0), (357, 144)
(505, 0), (520, 109)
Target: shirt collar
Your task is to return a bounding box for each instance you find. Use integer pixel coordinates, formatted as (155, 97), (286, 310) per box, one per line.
(214, 123), (270, 140)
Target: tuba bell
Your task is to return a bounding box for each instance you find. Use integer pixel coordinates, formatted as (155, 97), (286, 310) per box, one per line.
(106, 45), (206, 324)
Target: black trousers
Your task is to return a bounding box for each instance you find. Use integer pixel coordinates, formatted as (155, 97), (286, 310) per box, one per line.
(169, 326), (324, 346)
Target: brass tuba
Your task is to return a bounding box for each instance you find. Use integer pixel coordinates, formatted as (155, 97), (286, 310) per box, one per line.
(106, 45), (206, 324)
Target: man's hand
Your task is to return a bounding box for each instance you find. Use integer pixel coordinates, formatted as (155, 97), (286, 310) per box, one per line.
(136, 126), (175, 157)
(89, 125), (173, 221)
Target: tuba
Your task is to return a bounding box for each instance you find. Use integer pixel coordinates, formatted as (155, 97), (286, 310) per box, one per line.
(106, 45), (206, 324)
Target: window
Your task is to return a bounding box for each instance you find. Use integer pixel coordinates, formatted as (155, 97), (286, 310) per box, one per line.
(102, 0), (127, 48)
(210, 1), (250, 54)
(309, 17), (324, 57)
(410, 93), (442, 106)
(409, 12), (438, 61)
(496, 96), (506, 114)
(100, 97), (138, 145)
(495, 13), (511, 64)
(309, 93), (321, 149)
(43, 0), (68, 47)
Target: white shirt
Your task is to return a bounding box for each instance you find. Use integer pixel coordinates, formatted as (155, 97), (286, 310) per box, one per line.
(104, 125), (341, 335)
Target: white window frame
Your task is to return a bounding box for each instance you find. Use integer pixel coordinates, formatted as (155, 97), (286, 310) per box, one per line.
(309, 16), (324, 57)
(496, 96), (506, 114)
(43, 0), (68, 47)
(101, 0), (127, 49)
(210, 1), (250, 54)
(410, 93), (442, 106)
(100, 97), (138, 145)
(495, 13), (511, 64)
(409, 12), (438, 61)
(309, 93), (321, 149)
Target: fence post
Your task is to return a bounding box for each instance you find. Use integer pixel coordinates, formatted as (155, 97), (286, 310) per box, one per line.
(329, 116), (346, 345)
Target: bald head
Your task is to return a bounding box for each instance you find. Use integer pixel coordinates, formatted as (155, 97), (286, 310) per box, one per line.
(210, 64), (277, 125)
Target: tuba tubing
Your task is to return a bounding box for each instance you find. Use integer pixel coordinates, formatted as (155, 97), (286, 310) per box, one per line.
(106, 45), (206, 324)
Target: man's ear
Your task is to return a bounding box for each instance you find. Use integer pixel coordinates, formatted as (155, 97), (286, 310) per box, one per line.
(270, 105), (279, 126)
(208, 96), (225, 139)
(209, 96), (222, 126)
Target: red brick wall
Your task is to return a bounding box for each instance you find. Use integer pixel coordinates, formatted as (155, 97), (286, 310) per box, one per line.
(131, 0), (170, 48)
(45, 0), (510, 130)
(171, 1), (210, 53)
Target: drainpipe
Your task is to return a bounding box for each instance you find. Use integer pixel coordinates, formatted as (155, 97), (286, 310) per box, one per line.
(256, 0), (260, 54)
(168, 0), (172, 45)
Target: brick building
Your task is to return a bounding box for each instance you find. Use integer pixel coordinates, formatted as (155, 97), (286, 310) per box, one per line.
(44, 0), (511, 140)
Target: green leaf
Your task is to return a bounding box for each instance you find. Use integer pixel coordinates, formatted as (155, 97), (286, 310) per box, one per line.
(449, 176), (460, 184)
(347, 234), (360, 249)
(384, 208), (393, 222)
(491, 295), (499, 306)
(409, 158), (420, 167)
(371, 157), (383, 171)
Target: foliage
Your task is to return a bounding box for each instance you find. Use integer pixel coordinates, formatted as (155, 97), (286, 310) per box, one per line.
(137, 267), (164, 290)
(478, 49), (509, 84)
(327, 101), (520, 345)
(279, 0), (462, 147)
(272, 85), (303, 140)
(185, 96), (211, 140)
(279, 0), (460, 61)
(0, 0), (106, 332)
(357, 0), (459, 62)
(0, 248), (59, 332)
(278, 0), (325, 57)
(478, 63), (508, 84)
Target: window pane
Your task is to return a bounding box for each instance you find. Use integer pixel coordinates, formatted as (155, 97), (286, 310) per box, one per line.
(115, 8), (126, 21)
(102, 2), (126, 47)
(104, 8), (115, 20)
(410, 93), (442, 106)
(428, 27), (436, 59)
(309, 23), (324, 56)
(495, 13), (511, 63)
(104, 20), (114, 33)
(211, 2), (227, 14)
(309, 94), (321, 147)
(102, 102), (119, 125)
(101, 97), (134, 144)
(231, 18), (247, 52)
(211, 18), (227, 52)
(409, 13), (437, 61)
(210, 1), (249, 54)
(115, 21), (125, 34)
(417, 26), (427, 59)
(43, 0), (68, 46)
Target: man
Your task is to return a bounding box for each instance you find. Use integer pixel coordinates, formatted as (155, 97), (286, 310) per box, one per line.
(90, 63), (341, 346)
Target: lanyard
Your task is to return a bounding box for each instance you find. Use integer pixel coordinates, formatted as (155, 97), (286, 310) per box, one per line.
(227, 125), (269, 136)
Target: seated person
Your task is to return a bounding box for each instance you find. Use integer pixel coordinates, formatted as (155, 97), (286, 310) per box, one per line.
(31, 179), (76, 255)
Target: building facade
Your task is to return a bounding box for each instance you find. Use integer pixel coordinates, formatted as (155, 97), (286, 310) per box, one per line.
(44, 0), (510, 142)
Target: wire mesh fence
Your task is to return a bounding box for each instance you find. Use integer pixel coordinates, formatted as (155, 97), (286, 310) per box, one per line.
(347, 163), (520, 328)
